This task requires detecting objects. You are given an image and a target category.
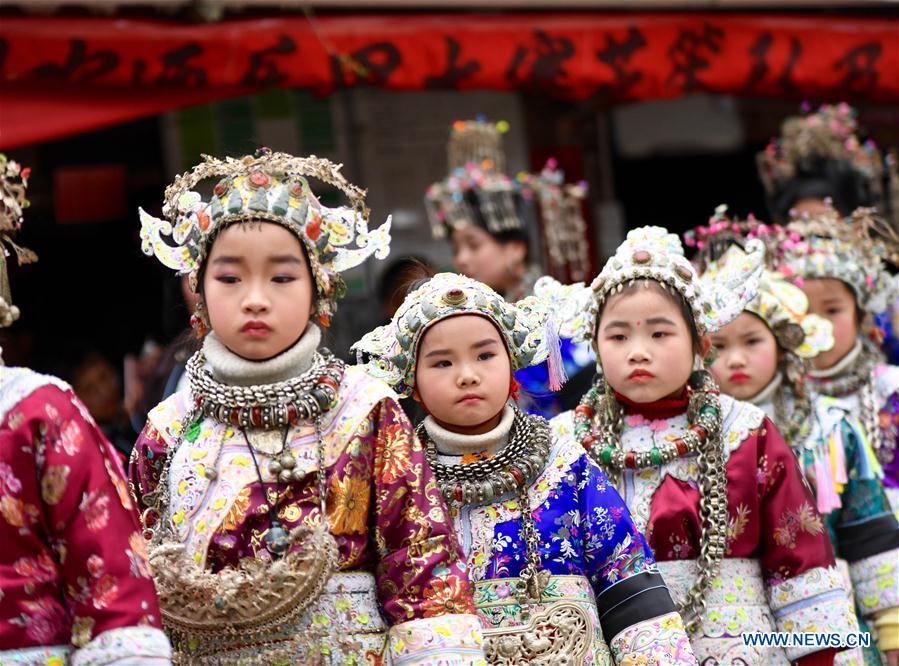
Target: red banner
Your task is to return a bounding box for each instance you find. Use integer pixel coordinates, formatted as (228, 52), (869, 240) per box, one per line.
(1, 12), (897, 148)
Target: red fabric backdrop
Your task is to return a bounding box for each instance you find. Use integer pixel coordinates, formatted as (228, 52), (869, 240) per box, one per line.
(1, 12), (897, 148)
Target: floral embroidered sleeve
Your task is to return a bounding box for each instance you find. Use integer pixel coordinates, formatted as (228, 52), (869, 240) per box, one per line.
(828, 419), (899, 648)
(7, 383), (170, 662)
(576, 455), (696, 664)
(367, 398), (486, 665)
(756, 418), (859, 662)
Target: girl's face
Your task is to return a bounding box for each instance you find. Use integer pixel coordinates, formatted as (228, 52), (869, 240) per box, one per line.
(710, 312), (780, 400)
(413, 314), (511, 435)
(451, 226), (526, 294)
(203, 222), (314, 361)
(596, 286), (699, 403)
(800, 278), (858, 370)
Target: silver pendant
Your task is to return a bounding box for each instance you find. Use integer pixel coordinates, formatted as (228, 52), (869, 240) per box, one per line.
(246, 428), (285, 456)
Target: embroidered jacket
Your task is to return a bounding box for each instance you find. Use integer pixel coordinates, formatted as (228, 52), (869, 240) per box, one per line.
(435, 416), (697, 665)
(757, 387), (899, 664)
(0, 367), (171, 665)
(552, 394), (859, 664)
(130, 365), (485, 665)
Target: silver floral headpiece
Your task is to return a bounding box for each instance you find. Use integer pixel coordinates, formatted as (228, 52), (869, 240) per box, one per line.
(776, 206), (899, 315)
(352, 272), (553, 397)
(139, 150), (391, 325)
(700, 246), (833, 359)
(536, 225), (765, 342)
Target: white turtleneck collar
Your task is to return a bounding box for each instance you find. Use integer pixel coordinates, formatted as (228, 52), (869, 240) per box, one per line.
(809, 338), (862, 379)
(749, 372), (783, 407)
(202, 324), (321, 387)
(424, 405), (515, 456)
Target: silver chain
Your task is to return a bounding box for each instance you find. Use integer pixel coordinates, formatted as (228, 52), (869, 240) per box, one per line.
(185, 349), (344, 429)
(418, 409), (553, 506)
(774, 354), (812, 449)
(142, 404), (333, 545)
(809, 338), (880, 398)
(580, 372), (728, 633)
(418, 408), (552, 603)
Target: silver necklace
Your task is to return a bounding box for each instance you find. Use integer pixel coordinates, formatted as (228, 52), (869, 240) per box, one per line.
(185, 349), (344, 429)
(417, 408), (553, 605)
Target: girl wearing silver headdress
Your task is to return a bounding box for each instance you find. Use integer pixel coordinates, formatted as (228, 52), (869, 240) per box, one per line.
(543, 226), (858, 665)
(354, 271), (696, 665)
(131, 150), (486, 664)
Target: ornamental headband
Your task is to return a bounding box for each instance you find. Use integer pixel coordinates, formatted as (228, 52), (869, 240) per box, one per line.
(425, 120), (523, 239)
(139, 150), (392, 325)
(701, 246), (834, 359)
(351, 272), (557, 398)
(776, 206), (899, 315)
(425, 120), (591, 282)
(756, 102), (896, 222)
(535, 225), (765, 342)
(0, 154), (38, 328)
(758, 103), (883, 189)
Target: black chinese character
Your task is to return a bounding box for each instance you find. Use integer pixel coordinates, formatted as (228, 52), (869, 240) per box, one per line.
(667, 24), (724, 92)
(242, 35), (297, 87)
(596, 26), (647, 94)
(30, 39), (119, 83)
(745, 33), (800, 93)
(834, 42), (881, 92)
(156, 43), (207, 87)
(425, 37), (481, 89)
(506, 30), (575, 96)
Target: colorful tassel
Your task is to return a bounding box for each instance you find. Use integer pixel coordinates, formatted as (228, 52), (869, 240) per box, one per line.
(545, 319), (568, 392)
(852, 422), (884, 480)
(829, 430), (848, 493)
(814, 444), (842, 514)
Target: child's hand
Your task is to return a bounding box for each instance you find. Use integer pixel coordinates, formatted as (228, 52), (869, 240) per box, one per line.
(886, 649), (898, 666)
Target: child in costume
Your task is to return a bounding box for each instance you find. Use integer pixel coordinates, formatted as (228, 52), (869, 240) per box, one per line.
(758, 101), (899, 367)
(425, 119), (595, 417)
(353, 272), (697, 665)
(693, 216), (899, 665)
(0, 155), (171, 664)
(756, 102), (894, 223)
(542, 226), (858, 665)
(131, 150), (486, 664)
(774, 207), (899, 658)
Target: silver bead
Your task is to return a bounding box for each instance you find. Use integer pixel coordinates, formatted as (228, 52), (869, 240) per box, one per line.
(269, 461), (283, 475)
(279, 469), (293, 483)
(291, 468), (305, 482)
(280, 453), (296, 470)
(204, 466), (218, 480)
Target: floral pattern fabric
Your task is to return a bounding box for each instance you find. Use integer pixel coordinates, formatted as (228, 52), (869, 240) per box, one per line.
(130, 365), (484, 664)
(552, 395), (854, 663)
(874, 364), (899, 511)
(445, 437), (695, 664)
(761, 390), (899, 665)
(0, 367), (169, 661)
